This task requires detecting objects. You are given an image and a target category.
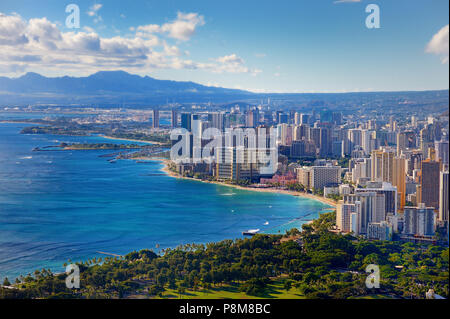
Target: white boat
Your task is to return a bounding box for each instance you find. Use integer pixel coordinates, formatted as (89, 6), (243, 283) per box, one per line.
(242, 229), (260, 236)
(264, 221), (269, 225)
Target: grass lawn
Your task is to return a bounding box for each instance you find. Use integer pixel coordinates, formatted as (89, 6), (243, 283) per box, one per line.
(157, 279), (306, 299)
(349, 294), (395, 299)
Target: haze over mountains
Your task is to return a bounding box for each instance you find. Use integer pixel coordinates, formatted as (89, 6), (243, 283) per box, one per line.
(0, 71), (253, 105)
(0, 71), (448, 112)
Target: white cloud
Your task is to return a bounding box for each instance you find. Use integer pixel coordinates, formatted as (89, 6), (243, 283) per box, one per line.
(212, 54), (261, 75)
(87, 4), (102, 16)
(137, 12), (205, 41)
(162, 12), (205, 41)
(216, 54), (244, 65)
(87, 4), (103, 23)
(426, 24), (449, 64)
(0, 12), (260, 77)
(83, 26), (95, 33)
(0, 13), (28, 45)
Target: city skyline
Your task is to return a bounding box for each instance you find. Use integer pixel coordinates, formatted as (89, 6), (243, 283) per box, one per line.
(0, 0), (448, 303)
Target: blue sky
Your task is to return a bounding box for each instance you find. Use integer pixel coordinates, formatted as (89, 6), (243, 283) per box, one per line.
(0, 0), (448, 92)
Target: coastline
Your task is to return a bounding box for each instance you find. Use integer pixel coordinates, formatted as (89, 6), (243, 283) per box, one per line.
(3, 119), (336, 208)
(135, 157), (336, 208)
(0, 120), (44, 125)
(99, 134), (165, 145)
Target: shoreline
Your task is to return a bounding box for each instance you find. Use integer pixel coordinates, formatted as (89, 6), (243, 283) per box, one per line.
(0, 120), (44, 125)
(135, 157), (336, 208)
(0, 124), (165, 146)
(99, 134), (165, 145)
(2, 118), (336, 209)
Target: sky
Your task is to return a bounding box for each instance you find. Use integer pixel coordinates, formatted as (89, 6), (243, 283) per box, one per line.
(0, 0), (448, 93)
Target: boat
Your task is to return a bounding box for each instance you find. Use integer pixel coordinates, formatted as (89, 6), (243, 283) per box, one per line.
(242, 229), (260, 236)
(264, 221), (269, 225)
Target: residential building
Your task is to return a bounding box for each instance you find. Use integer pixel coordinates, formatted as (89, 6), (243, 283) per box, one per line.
(420, 159), (441, 210)
(403, 203), (435, 237)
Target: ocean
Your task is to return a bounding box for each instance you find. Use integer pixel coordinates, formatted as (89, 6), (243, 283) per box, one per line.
(0, 118), (332, 280)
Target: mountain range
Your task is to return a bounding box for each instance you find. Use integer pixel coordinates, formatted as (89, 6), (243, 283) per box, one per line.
(0, 71), (254, 105)
(0, 71), (448, 111)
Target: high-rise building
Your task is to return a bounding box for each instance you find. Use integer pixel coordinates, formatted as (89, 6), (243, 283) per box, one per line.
(293, 124), (309, 141)
(215, 147), (263, 182)
(392, 156), (407, 210)
(407, 151), (423, 176)
(435, 140), (449, 166)
(343, 192), (381, 234)
(336, 201), (356, 233)
(397, 132), (407, 156)
(152, 110), (160, 128)
(191, 114), (202, 136)
(246, 110), (257, 128)
(420, 159), (441, 210)
(439, 171), (449, 222)
(290, 140), (316, 158)
(294, 112), (301, 125)
(208, 112), (224, 131)
(403, 203), (435, 237)
(420, 123), (441, 156)
(181, 112), (192, 131)
(278, 113), (288, 124)
(319, 127), (332, 157)
(332, 140), (344, 158)
(289, 110), (296, 124)
(171, 109), (178, 128)
(371, 149), (394, 183)
(350, 209), (360, 235)
(348, 129), (362, 153)
(297, 165), (341, 190)
(300, 114), (310, 125)
(361, 130), (375, 155)
(309, 127), (321, 151)
(332, 112), (342, 125)
(397, 131), (416, 156)
(296, 167), (311, 189)
(355, 181), (397, 215)
(351, 158), (372, 183)
(389, 115), (395, 132)
(277, 124), (293, 146)
(293, 125), (301, 141)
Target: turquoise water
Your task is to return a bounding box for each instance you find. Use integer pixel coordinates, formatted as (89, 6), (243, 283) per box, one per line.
(0, 120), (331, 280)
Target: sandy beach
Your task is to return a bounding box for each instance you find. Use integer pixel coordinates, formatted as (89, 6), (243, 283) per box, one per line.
(133, 157), (337, 208)
(104, 133), (337, 208)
